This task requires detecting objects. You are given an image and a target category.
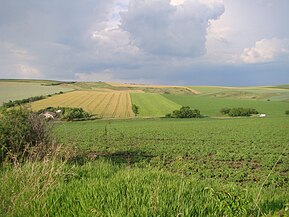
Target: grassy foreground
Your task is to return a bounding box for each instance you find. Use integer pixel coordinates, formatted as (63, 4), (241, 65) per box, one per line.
(1, 159), (288, 217)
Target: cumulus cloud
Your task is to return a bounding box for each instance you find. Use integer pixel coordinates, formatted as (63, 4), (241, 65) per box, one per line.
(1, 0), (288, 85)
(120, 0), (224, 57)
(241, 38), (289, 64)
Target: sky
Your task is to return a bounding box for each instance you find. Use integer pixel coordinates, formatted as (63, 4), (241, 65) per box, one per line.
(0, 0), (289, 86)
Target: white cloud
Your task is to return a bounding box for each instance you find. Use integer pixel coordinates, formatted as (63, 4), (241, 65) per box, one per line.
(18, 64), (42, 78)
(241, 38), (289, 64)
(120, 0), (224, 57)
(170, 0), (185, 5)
(90, 28), (141, 59)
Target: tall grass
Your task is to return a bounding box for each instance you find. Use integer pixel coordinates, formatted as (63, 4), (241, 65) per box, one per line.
(1, 159), (288, 216)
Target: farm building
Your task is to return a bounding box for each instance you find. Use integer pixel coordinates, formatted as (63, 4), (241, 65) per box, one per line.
(42, 111), (57, 119)
(259, 114), (266, 118)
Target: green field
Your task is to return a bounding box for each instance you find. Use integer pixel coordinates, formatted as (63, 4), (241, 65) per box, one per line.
(164, 94), (289, 117)
(1, 81), (289, 216)
(2, 117), (288, 216)
(0, 81), (74, 104)
(55, 118), (289, 184)
(130, 92), (181, 117)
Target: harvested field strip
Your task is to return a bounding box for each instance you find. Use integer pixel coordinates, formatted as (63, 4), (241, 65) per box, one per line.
(77, 93), (96, 109)
(73, 93), (95, 108)
(61, 94), (85, 107)
(125, 93), (132, 117)
(112, 93), (122, 117)
(99, 93), (116, 117)
(88, 93), (108, 113)
(118, 93), (134, 118)
(31, 91), (134, 118)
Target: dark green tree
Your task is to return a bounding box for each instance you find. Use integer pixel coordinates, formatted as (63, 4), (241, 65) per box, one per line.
(168, 106), (202, 118)
(132, 104), (139, 116)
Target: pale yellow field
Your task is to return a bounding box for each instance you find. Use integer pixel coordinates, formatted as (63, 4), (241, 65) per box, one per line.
(31, 91), (134, 118)
(107, 82), (200, 94)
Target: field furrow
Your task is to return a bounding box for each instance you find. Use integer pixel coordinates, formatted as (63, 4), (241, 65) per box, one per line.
(98, 93), (115, 117)
(112, 93), (122, 118)
(88, 93), (108, 114)
(126, 93), (134, 118)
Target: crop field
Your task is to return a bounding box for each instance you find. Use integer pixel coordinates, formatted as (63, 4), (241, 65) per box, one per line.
(55, 117), (289, 185)
(130, 93), (181, 117)
(31, 91), (134, 118)
(0, 81), (74, 104)
(34, 116), (288, 216)
(164, 94), (289, 117)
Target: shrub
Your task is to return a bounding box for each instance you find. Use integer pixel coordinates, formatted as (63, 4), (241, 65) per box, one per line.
(221, 107), (259, 117)
(167, 106), (203, 118)
(220, 108), (230, 115)
(2, 96), (46, 108)
(63, 108), (90, 121)
(165, 113), (172, 118)
(285, 110), (289, 115)
(0, 107), (53, 165)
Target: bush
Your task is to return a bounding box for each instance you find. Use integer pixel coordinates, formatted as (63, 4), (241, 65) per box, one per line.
(285, 110), (289, 115)
(63, 108), (90, 121)
(0, 107), (53, 165)
(221, 107), (259, 117)
(167, 106), (203, 118)
(220, 108), (230, 115)
(2, 96), (46, 108)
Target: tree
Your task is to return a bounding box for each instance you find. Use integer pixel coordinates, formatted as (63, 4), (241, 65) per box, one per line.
(63, 108), (90, 121)
(132, 104), (139, 116)
(167, 106), (202, 118)
(220, 107), (259, 117)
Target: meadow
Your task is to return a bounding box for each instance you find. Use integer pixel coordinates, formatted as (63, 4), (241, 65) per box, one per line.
(0, 81), (74, 104)
(164, 94), (289, 117)
(190, 86), (289, 102)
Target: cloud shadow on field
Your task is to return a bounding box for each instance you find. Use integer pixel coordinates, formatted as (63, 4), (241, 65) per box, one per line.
(67, 150), (155, 166)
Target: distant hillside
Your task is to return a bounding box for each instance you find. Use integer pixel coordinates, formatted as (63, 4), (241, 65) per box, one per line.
(271, 84), (289, 89)
(0, 80), (74, 104)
